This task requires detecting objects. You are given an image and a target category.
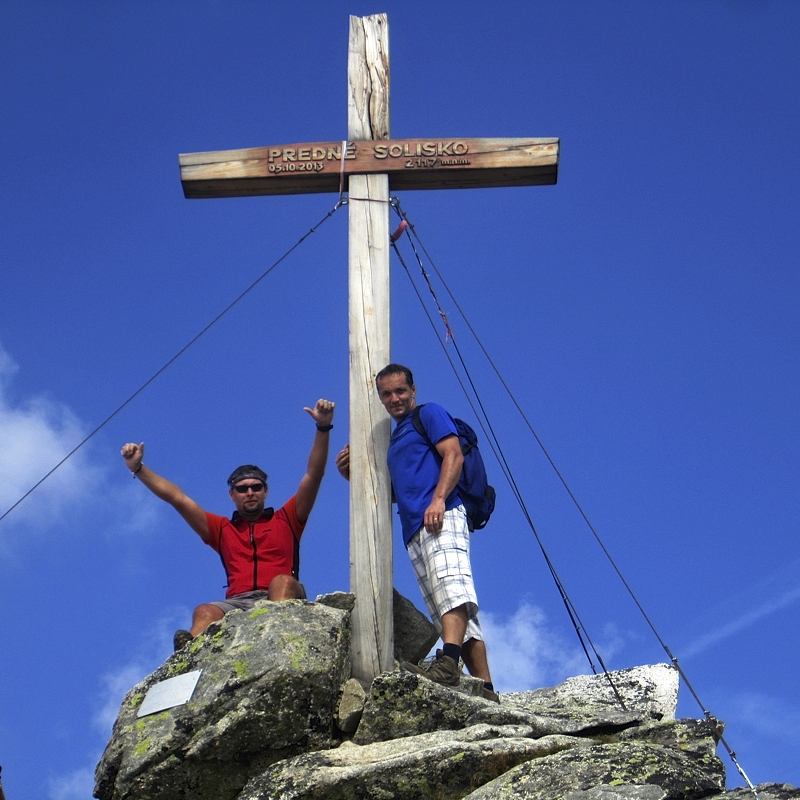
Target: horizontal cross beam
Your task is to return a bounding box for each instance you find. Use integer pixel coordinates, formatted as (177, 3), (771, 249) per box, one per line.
(179, 137), (559, 198)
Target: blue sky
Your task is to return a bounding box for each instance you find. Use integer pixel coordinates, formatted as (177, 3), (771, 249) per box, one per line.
(1, 1), (799, 797)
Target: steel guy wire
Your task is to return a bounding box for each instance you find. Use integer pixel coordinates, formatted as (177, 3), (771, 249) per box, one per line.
(0, 203), (342, 525)
(389, 197), (758, 794)
(388, 205), (624, 705)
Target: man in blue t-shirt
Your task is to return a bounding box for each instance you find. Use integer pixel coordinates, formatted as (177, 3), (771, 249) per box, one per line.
(336, 363), (497, 702)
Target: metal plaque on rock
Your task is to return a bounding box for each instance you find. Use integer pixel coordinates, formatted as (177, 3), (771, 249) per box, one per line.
(137, 669), (202, 718)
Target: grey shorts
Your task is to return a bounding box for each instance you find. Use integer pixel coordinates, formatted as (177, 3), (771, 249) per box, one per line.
(407, 505), (483, 642)
(210, 584), (306, 614)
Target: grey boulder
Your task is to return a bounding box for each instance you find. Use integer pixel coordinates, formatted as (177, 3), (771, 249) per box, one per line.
(94, 599), (351, 800)
(354, 671), (652, 746)
(238, 724), (587, 800)
(502, 664), (679, 722)
(462, 740), (725, 800)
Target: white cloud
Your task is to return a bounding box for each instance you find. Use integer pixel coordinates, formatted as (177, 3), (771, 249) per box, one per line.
(0, 345), (17, 381)
(725, 692), (800, 743)
(481, 602), (594, 693)
(92, 608), (189, 734)
(681, 582), (800, 660)
(93, 663), (152, 733)
(0, 343), (100, 529)
(0, 341), (168, 546)
(48, 609), (190, 800)
(48, 766), (95, 800)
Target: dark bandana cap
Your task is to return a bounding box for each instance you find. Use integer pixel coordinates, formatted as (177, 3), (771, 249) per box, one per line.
(227, 465), (268, 488)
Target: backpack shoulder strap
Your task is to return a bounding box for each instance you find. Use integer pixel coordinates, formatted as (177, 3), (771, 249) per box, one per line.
(411, 404), (439, 458)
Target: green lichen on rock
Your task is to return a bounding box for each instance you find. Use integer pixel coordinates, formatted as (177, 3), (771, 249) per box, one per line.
(238, 727), (581, 800)
(463, 740), (725, 800)
(95, 599), (352, 800)
(165, 656), (191, 677)
(95, 600), (752, 800)
(188, 622), (229, 655)
(278, 631), (310, 669)
(617, 718), (721, 759)
(133, 739), (150, 757)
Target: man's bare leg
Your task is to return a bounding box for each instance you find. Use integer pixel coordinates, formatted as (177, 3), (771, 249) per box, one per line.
(190, 603), (225, 637)
(185, 576), (302, 641)
(401, 604), (467, 687)
(440, 604), (469, 646)
(462, 636), (492, 684)
(267, 574), (305, 600)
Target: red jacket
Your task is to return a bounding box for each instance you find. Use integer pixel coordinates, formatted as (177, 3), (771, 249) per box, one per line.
(205, 495), (305, 598)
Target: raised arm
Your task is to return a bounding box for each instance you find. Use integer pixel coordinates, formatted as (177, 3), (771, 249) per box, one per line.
(295, 399), (335, 523)
(120, 442), (210, 542)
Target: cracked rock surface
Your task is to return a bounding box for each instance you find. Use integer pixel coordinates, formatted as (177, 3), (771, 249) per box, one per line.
(94, 596), (795, 800)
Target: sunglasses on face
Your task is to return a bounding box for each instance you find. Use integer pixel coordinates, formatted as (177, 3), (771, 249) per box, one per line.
(232, 482), (265, 494)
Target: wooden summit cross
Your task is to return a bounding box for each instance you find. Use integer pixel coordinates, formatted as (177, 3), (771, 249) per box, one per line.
(178, 14), (559, 684)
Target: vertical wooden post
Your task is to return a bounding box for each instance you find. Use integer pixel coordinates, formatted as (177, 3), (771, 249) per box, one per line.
(178, 10), (558, 685)
(347, 13), (394, 684)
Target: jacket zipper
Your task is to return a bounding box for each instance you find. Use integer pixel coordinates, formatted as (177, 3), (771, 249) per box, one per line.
(249, 521), (258, 590)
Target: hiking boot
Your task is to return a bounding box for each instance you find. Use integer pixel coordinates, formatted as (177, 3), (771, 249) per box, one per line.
(482, 687), (500, 703)
(400, 649), (461, 688)
(173, 629), (193, 652)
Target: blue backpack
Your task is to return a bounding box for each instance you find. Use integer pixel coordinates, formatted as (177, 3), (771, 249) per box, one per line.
(411, 404), (496, 531)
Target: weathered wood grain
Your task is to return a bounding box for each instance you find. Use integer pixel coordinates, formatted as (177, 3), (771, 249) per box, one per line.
(179, 137), (559, 197)
(175, 11), (560, 687)
(347, 13), (395, 685)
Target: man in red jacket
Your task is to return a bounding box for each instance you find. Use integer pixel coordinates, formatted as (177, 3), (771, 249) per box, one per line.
(121, 399), (334, 651)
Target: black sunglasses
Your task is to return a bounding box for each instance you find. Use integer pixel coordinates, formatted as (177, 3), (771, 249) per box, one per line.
(232, 482), (265, 494)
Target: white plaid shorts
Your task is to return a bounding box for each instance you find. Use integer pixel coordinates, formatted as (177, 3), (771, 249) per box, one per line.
(407, 504), (483, 642)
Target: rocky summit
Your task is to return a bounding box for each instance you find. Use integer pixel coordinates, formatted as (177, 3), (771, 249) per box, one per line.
(95, 594), (798, 800)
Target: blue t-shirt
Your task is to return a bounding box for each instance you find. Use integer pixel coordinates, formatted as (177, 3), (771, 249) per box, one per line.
(387, 402), (462, 546)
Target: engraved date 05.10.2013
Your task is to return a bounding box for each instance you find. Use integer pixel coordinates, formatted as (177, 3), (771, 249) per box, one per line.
(268, 161), (325, 174)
